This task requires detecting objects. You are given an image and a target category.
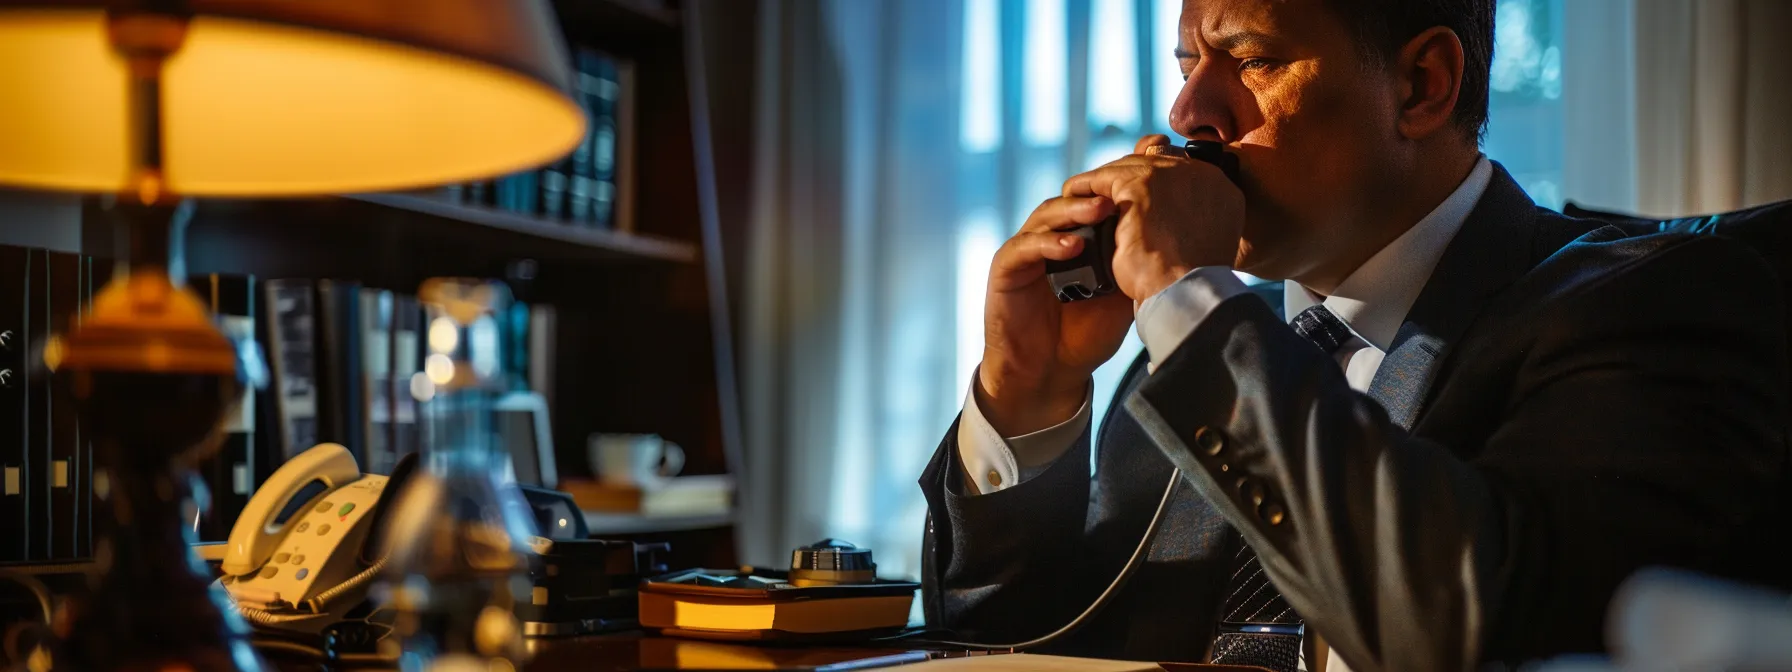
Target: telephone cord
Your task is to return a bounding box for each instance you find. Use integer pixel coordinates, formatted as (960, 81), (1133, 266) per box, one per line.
(884, 468), (1181, 651)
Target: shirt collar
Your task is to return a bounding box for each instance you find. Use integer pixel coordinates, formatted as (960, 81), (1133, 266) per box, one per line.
(1283, 156), (1493, 351)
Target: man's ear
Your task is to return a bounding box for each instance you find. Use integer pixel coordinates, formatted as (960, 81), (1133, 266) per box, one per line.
(1394, 26), (1466, 141)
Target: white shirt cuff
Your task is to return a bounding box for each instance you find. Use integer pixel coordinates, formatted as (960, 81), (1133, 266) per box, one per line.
(1135, 266), (1252, 370)
(956, 368), (1092, 495)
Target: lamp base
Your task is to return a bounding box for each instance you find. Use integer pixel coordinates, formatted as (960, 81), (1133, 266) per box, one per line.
(56, 373), (257, 672)
(52, 202), (262, 672)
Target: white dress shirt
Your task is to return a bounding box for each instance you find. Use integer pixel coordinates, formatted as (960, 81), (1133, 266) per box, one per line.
(953, 156), (1494, 669)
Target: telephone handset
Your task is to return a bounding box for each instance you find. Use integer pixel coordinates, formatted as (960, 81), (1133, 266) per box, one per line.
(223, 444), (362, 576)
(1044, 140), (1241, 302)
(216, 443), (414, 635)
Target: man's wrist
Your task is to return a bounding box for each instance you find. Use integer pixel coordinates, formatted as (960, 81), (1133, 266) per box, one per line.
(975, 366), (1088, 438)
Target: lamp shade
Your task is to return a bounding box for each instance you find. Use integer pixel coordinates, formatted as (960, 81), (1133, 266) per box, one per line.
(0, 0), (586, 196)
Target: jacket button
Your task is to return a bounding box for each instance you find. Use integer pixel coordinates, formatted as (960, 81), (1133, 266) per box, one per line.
(1260, 500), (1286, 526)
(1236, 478), (1265, 507)
(1195, 426), (1225, 455)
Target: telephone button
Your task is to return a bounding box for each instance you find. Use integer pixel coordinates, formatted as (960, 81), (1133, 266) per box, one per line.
(338, 502), (356, 517)
(296, 522), (310, 533)
(260, 567), (278, 579)
(274, 552), (291, 564)
(296, 568), (309, 580)
(317, 524), (331, 535)
(315, 501), (332, 513)
(292, 554), (305, 565)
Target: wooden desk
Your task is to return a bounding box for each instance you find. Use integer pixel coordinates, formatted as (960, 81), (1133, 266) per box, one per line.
(266, 632), (1269, 671)
(525, 632), (929, 671)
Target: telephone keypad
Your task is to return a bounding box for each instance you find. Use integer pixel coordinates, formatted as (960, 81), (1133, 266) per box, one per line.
(296, 522), (310, 533)
(261, 567), (278, 578)
(292, 554), (305, 564)
(315, 501), (332, 513)
(274, 552), (291, 564)
(317, 524), (331, 535)
(296, 568), (309, 580)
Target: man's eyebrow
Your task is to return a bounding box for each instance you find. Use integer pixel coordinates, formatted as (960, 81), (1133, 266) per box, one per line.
(1170, 30), (1277, 59)
(1208, 29), (1277, 52)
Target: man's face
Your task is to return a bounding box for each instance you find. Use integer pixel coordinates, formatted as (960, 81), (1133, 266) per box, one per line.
(1171, 0), (1406, 281)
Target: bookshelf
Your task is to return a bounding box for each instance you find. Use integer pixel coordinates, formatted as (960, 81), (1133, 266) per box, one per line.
(347, 193), (697, 263)
(70, 0), (749, 567)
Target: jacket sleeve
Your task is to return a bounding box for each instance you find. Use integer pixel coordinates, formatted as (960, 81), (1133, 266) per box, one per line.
(1124, 234), (1788, 670)
(919, 415), (1112, 643)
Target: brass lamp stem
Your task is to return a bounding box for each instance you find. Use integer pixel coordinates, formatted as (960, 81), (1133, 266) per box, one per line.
(51, 5), (263, 672)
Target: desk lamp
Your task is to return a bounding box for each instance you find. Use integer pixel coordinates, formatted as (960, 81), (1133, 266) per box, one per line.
(0, 2), (584, 669)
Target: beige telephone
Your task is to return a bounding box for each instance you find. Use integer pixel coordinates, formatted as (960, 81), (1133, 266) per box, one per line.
(215, 443), (398, 635)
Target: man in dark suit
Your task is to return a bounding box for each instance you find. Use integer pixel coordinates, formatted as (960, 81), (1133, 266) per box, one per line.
(917, 0), (1791, 670)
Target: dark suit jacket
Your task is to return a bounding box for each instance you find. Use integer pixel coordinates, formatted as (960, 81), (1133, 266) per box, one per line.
(918, 163), (1791, 669)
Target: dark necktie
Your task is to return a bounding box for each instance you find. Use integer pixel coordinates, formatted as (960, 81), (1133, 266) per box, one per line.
(1208, 304), (1354, 672)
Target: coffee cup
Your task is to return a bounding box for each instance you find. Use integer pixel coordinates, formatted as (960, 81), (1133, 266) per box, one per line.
(589, 433), (685, 490)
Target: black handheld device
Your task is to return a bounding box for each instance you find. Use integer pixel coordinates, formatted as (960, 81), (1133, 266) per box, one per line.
(1044, 140), (1241, 302)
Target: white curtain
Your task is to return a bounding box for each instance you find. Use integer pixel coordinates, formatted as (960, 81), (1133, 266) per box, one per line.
(738, 0), (964, 577)
(1562, 0), (1792, 215)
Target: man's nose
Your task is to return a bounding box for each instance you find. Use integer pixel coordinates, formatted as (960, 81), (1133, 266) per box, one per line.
(1167, 60), (1238, 143)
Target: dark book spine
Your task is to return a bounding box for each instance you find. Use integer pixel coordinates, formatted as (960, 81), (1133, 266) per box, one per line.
(513, 171), (540, 216)
(568, 51), (602, 225)
(46, 251), (81, 558)
(315, 281), (364, 462)
(192, 273), (257, 541)
(265, 279), (319, 461)
(0, 245), (30, 562)
(360, 289), (395, 475)
(588, 52), (621, 230)
(78, 255), (107, 557)
(467, 180), (492, 208)
(23, 249), (49, 561)
(390, 294), (422, 463)
(540, 162), (569, 221)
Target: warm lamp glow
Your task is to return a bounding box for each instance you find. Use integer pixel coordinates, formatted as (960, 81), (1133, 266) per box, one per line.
(0, 8), (586, 196)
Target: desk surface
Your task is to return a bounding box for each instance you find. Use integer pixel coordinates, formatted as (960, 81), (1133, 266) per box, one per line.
(267, 632), (1268, 671)
(526, 632), (925, 671)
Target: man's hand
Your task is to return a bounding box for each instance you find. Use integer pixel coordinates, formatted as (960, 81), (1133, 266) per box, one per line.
(978, 193), (1134, 437)
(1063, 135), (1246, 301)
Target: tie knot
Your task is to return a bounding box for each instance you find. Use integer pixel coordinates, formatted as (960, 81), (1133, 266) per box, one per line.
(1291, 305), (1354, 355)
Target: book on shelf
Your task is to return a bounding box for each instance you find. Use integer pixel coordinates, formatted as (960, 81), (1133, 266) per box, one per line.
(390, 293), (423, 462)
(22, 248), (49, 561)
(1, 245), (31, 562)
(1, 244), (107, 561)
(571, 48), (636, 231)
(263, 279), (319, 462)
(359, 288), (397, 475)
(314, 280), (364, 462)
(561, 474), (734, 518)
(539, 159), (570, 220)
(191, 272), (258, 542)
(467, 180), (493, 208)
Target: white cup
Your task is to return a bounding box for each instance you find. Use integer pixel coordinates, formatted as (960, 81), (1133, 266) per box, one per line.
(589, 434), (685, 490)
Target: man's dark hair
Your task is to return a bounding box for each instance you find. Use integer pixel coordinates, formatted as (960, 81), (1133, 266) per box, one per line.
(1331, 0), (1496, 140)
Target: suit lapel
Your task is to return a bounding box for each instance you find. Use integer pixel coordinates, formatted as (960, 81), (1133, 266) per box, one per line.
(1367, 164), (1551, 429)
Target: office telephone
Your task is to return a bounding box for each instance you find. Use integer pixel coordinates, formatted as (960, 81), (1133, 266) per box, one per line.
(214, 442), (415, 636)
(1044, 140), (1241, 302)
